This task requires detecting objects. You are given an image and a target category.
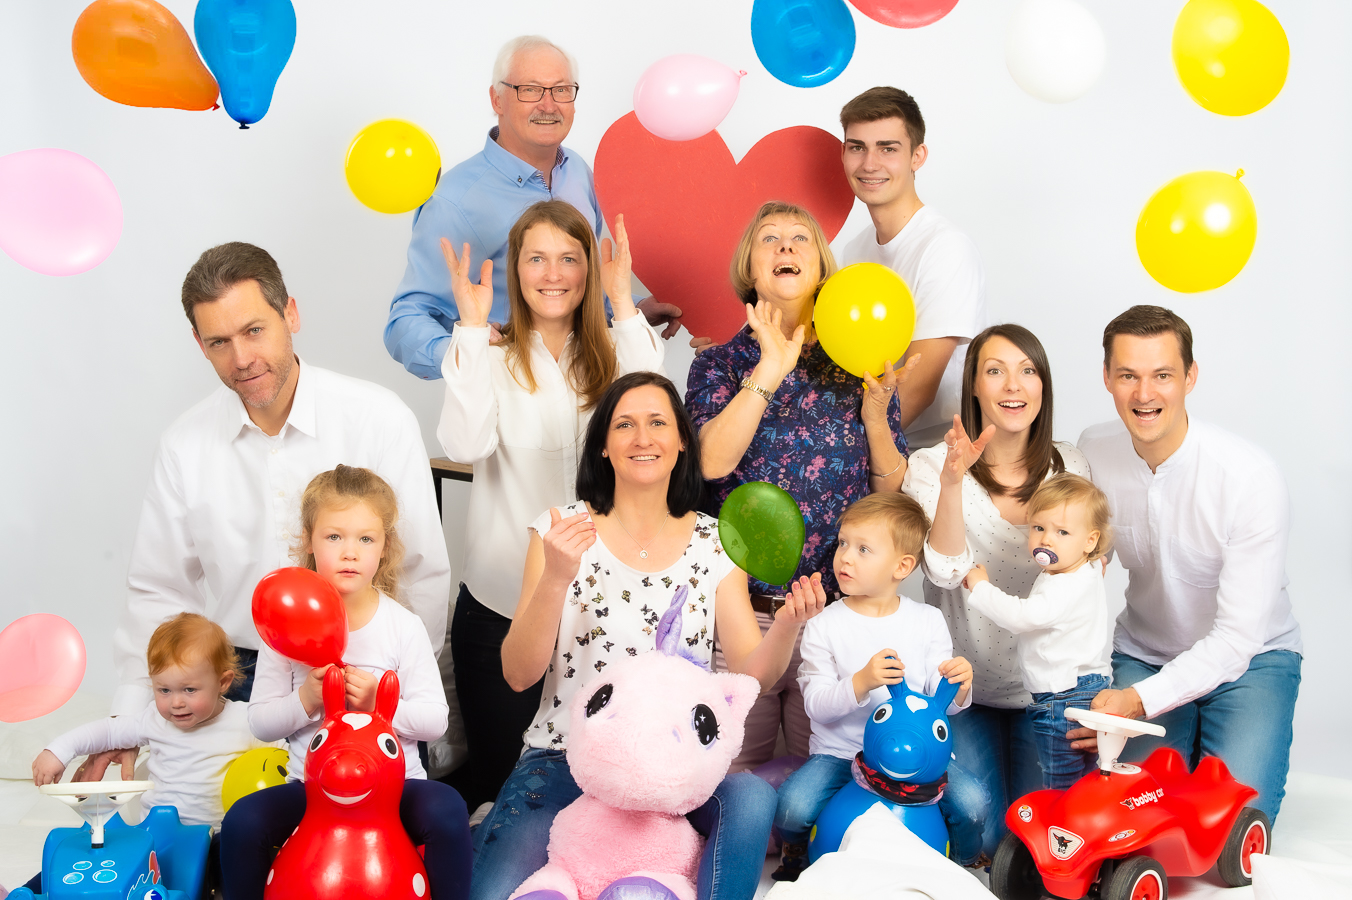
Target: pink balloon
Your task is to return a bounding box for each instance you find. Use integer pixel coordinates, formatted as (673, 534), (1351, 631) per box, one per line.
(0, 148), (123, 276)
(633, 55), (745, 142)
(0, 614), (87, 723)
(848, 0), (961, 28)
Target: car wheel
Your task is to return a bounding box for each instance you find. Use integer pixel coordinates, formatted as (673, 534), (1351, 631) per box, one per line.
(1101, 855), (1167, 900)
(990, 832), (1044, 900)
(1217, 807), (1269, 887)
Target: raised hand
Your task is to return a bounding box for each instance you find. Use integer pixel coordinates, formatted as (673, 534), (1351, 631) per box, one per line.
(861, 354), (923, 422)
(440, 238), (494, 329)
(747, 300), (806, 390)
(940, 413), (996, 488)
(777, 572), (828, 626)
(541, 507), (597, 583)
(600, 214), (636, 314)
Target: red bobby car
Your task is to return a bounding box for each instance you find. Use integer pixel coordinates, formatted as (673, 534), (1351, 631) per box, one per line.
(991, 709), (1270, 900)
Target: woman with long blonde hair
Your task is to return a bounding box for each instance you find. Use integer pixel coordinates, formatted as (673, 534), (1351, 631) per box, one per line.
(436, 199), (665, 811)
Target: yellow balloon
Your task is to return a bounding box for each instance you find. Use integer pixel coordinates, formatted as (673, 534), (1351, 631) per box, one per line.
(1136, 169), (1257, 293)
(813, 263), (916, 378)
(1173, 0), (1289, 116)
(345, 119), (442, 214)
(222, 746), (290, 813)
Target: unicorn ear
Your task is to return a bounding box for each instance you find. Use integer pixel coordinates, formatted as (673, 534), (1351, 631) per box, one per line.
(714, 672), (760, 725)
(932, 676), (959, 711)
(376, 670), (401, 721)
(322, 665), (345, 716)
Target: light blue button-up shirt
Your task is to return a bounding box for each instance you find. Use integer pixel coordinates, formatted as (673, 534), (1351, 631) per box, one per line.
(384, 128), (603, 380)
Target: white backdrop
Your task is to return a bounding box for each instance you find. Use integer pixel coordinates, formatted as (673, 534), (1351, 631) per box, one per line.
(1, 1), (1346, 777)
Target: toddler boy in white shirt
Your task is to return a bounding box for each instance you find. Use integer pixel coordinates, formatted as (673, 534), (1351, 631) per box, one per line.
(962, 473), (1112, 788)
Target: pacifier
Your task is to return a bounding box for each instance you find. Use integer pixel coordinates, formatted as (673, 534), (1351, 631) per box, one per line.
(1032, 547), (1058, 566)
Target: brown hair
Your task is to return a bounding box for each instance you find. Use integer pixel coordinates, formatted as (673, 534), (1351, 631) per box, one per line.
(839, 86), (926, 151)
(961, 324), (1065, 504)
(501, 200), (614, 410)
(1027, 473), (1113, 561)
(728, 202), (838, 305)
(146, 613), (243, 684)
(1102, 305), (1194, 373)
(181, 242), (289, 332)
(837, 493), (930, 561)
(293, 465), (407, 603)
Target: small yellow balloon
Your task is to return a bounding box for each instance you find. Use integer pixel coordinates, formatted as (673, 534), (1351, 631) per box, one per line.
(222, 746), (290, 813)
(345, 119), (441, 214)
(813, 263), (916, 378)
(1173, 0), (1289, 116)
(1136, 169), (1257, 293)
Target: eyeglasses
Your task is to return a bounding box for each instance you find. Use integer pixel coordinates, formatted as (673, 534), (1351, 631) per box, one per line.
(499, 82), (579, 103)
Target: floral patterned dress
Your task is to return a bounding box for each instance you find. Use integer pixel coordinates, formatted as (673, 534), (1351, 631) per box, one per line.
(685, 326), (907, 596)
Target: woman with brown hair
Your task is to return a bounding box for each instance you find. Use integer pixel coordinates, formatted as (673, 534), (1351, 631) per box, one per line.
(436, 199), (664, 811)
(901, 323), (1092, 860)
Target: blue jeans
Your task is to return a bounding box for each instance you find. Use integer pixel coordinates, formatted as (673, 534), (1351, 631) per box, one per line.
(1112, 649), (1301, 825)
(948, 704), (1043, 859)
(470, 748), (777, 900)
(1027, 673), (1111, 790)
(773, 752), (990, 865)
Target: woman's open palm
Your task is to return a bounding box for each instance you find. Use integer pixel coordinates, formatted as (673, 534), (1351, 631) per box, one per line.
(746, 300), (805, 384)
(441, 238), (494, 328)
(941, 414), (995, 487)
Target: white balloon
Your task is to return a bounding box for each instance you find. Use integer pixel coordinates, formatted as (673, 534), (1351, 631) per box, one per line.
(1005, 0), (1107, 103)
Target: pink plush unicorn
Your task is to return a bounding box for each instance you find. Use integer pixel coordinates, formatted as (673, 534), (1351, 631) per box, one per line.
(264, 666), (429, 900)
(509, 587), (761, 900)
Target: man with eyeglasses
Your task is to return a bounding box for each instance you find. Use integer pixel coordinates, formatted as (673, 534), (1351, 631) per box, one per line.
(385, 35), (683, 380)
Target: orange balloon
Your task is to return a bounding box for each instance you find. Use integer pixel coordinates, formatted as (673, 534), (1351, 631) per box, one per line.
(71, 0), (219, 111)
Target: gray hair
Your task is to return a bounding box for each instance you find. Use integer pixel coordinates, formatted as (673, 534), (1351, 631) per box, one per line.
(491, 35), (578, 97)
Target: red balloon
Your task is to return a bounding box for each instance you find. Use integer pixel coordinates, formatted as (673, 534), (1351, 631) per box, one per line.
(0, 614), (87, 722)
(251, 568), (348, 668)
(847, 0), (960, 28)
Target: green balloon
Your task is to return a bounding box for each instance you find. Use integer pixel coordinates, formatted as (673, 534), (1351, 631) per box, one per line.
(717, 482), (806, 586)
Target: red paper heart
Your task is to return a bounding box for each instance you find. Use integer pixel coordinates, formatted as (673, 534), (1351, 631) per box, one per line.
(595, 112), (856, 343)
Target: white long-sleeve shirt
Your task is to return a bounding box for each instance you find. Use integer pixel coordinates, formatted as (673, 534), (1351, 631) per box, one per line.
(798, 599), (971, 760)
(903, 441), (1092, 708)
(436, 315), (665, 617)
(966, 563), (1111, 694)
(112, 359), (451, 717)
(46, 700), (272, 828)
(1078, 420), (1302, 718)
(247, 595), (448, 780)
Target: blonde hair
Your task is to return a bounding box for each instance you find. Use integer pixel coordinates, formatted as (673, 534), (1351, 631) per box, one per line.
(293, 465), (407, 603)
(837, 493), (930, 561)
(1027, 473), (1113, 561)
(147, 613), (242, 684)
(729, 201), (838, 305)
(500, 200), (615, 410)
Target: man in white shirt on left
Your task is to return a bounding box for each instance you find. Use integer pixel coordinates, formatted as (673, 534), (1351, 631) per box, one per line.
(81, 241), (451, 781)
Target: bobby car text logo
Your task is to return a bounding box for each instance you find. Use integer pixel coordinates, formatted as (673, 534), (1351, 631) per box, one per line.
(1120, 788), (1164, 810)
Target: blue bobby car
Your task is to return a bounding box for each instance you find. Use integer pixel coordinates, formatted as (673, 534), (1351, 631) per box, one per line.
(8, 806), (211, 900)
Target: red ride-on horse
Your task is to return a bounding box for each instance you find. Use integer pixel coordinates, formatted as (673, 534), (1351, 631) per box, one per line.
(991, 708), (1270, 900)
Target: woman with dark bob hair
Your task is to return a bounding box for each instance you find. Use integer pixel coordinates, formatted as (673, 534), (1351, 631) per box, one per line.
(469, 371), (828, 900)
(902, 323), (1093, 860)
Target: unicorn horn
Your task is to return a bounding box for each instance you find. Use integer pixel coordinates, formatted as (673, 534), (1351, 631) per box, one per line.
(655, 585), (689, 656)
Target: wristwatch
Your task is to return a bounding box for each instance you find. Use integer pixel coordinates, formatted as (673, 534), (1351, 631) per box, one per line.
(740, 376), (774, 402)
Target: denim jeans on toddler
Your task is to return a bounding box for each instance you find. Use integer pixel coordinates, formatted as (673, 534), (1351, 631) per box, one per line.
(1027, 673), (1111, 789)
(774, 752), (990, 865)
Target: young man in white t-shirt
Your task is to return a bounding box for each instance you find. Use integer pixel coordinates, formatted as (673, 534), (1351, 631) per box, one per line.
(835, 87), (989, 450)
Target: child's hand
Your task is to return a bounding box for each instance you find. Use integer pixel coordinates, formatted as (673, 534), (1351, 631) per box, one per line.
(32, 749), (65, 786)
(938, 656), (973, 693)
(852, 649), (905, 703)
(343, 666), (378, 712)
(962, 565), (989, 589)
(299, 664), (336, 717)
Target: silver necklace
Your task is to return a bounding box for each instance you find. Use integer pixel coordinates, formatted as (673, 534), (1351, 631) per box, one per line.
(615, 511), (670, 559)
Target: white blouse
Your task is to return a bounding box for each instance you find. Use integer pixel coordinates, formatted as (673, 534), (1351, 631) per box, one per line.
(437, 316), (665, 617)
(903, 440), (1091, 709)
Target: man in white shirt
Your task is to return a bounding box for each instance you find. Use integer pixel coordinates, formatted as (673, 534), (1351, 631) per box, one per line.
(834, 87), (988, 450)
(86, 242), (451, 778)
(1074, 305), (1302, 823)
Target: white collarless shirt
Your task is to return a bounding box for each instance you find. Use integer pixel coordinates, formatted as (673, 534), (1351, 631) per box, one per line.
(903, 440), (1092, 708)
(112, 359), (451, 716)
(1078, 419), (1302, 718)
(437, 316), (664, 617)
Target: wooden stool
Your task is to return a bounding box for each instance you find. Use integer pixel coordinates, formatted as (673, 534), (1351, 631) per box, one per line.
(430, 457), (473, 515)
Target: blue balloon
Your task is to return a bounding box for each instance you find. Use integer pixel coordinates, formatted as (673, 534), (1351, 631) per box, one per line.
(194, 0), (297, 128)
(751, 0), (856, 88)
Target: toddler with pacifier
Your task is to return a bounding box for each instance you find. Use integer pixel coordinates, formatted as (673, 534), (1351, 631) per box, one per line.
(221, 464), (469, 900)
(962, 472), (1113, 789)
